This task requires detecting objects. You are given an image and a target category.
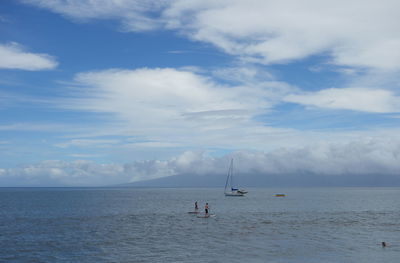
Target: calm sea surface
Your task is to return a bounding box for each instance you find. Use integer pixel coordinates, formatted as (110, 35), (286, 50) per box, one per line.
(0, 187), (399, 262)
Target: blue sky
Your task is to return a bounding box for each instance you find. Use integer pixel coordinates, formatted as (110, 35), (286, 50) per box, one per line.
(1, 0), (400, 186)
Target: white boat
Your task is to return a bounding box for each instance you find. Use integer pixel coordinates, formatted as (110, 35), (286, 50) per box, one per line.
(224, 159), (247, 196)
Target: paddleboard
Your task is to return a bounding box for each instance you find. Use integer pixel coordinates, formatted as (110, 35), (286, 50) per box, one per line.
(197, 214), (215, 218)
(187, 211), (200, 214)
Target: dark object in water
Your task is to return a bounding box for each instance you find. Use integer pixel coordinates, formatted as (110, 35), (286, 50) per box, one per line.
(275, 193), (286, 197)
(382, 242), (386, 247)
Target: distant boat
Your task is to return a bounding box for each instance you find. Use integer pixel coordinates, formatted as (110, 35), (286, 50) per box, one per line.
(224, 159), (247, 196)
(275, 193), (286, 197)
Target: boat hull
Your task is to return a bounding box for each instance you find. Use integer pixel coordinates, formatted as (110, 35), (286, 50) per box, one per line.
(225, 192), (244, 196)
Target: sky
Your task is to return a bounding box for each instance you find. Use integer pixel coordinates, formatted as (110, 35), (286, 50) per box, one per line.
(1, 0), (400, 186)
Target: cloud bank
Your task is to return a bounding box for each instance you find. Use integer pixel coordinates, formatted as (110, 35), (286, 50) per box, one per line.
(0, 42), (58, 70)
(1, 139), (400, 186)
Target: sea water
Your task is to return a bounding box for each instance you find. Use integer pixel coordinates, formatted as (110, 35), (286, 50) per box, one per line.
(0, 187), (399, 262)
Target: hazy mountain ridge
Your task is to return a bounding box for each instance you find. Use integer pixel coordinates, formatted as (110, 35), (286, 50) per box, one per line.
(121, 173), (400, 188)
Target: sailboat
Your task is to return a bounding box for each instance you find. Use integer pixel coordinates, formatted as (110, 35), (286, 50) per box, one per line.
(224, 159), (247, 196)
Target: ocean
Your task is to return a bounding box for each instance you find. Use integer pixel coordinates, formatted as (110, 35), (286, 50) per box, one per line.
(0, 187), (399, 262)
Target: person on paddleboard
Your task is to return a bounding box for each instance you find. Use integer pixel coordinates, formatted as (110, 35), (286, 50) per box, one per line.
(205, 203), (209, 215)
(195, 201), (198, 211)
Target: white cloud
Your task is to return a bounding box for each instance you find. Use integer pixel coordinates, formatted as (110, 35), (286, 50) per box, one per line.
(125, 141), (181, 148)
(45, 66), (400, 154)
(23, 0), (400, 70)
(164, 0), (400, 70)
(284, 88), (400, 113)
(1, 138), (400, 186)
(19, 0), (400, 116)
(58, 67), (294, 150)
(68, 153), (104, 158)
(0, 122), (85, 132)
(0, 160), (128, 186)
(0, 42), (58, 70)
(55, 139), (120, 148)
(23, 0), (168, 31)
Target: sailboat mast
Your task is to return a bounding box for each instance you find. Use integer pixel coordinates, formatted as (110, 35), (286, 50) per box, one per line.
(230, 159), (234, 189)
(224, 160), (230, 191)
(224, 158), (234, 191)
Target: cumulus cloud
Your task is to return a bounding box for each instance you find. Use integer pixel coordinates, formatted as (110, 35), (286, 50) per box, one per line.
(0, 42), (58, 70)
(1, 138), (400, 186)
(284, 88), (400, 113)
(23, 0), (400, 70)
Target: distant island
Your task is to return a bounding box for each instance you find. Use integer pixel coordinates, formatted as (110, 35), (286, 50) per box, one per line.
(119, 173), (400, 188)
